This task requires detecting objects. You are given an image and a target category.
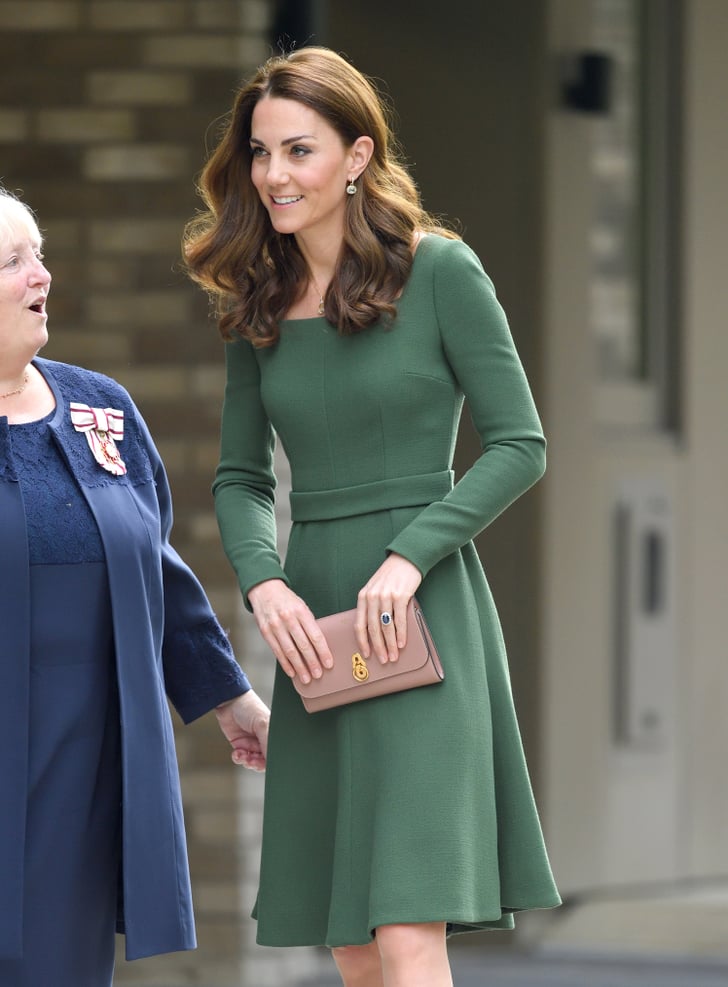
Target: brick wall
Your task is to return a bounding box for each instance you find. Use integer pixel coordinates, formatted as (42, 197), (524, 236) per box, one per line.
(1, 2), (329, 984)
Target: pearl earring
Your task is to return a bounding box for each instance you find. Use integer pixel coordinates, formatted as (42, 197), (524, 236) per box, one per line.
(346, 178), (357, 195)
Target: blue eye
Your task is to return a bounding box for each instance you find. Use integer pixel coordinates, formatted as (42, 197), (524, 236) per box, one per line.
(290, 145), (311, 157)
(250, 146), (268, 158)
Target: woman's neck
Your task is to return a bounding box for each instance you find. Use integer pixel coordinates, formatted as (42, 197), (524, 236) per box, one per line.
(294, 231), (341, 283)
(0, 360), (56, 424)
(0, 361), (32, 399)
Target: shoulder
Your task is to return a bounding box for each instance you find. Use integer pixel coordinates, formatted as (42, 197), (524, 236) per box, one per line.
(39, 358), (155, 469)
(422, 233), (489, 275)
(37, 358), (138, 413)
(36, 360), (157, 488)
(416, 235), (496, 299)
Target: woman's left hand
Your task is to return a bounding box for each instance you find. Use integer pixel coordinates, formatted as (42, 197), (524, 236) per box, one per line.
(214, 689), (270, 771)
(355, 553), (422, 664)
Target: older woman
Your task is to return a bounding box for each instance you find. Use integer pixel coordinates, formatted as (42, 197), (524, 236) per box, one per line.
(0, 185), (269, 987)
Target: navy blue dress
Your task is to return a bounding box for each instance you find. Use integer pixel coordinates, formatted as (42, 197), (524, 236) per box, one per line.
(0, 414), (121, 986)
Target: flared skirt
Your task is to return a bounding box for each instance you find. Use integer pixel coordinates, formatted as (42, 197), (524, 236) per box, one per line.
(254, 506), (560, 947)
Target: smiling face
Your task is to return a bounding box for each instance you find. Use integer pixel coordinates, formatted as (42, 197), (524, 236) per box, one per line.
(0, 198), (51, 365)
(249, 96), (371, 247)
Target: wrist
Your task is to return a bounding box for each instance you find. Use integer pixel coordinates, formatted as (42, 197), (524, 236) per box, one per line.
(215, 689), (248, 711)
(248, 578), (285, 603)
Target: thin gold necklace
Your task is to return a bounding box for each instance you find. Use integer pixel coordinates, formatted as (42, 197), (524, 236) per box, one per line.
(0, 371), (29, 400)
(309, 272), (327, 316)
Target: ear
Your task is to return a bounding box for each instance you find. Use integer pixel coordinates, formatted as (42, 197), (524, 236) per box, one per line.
(348, 135), (374, 181)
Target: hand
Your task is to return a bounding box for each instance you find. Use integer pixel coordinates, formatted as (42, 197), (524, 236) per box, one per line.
(248, 579), (334, 685)
(214, 690), (270, 770)
(355, 553), (422, 664)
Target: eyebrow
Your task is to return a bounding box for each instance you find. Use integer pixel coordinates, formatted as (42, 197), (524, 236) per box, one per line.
(3, 239), (42, 253)
(249, 134), (317, 148)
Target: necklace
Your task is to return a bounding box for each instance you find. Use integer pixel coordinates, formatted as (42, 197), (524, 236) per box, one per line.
(309, 272), (327, 316)
(0, 371), (29, 400)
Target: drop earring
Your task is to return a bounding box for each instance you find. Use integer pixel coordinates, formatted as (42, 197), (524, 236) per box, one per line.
(346, 177), (357, 195)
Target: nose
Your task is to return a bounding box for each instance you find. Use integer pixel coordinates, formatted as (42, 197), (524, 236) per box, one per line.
(265, 153), (290, 187)
(30, 256), (51, 287)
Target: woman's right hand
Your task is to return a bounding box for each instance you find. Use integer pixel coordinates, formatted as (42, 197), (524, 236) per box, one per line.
(248, 579), (334, 684)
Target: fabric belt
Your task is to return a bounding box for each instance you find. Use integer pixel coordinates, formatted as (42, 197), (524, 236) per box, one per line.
(289, 470), (454, 522)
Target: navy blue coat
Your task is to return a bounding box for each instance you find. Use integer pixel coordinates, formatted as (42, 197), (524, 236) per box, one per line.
(0, 358), (249, 961)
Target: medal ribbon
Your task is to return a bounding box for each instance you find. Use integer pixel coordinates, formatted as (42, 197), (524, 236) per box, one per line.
(70, 402), (127, 476)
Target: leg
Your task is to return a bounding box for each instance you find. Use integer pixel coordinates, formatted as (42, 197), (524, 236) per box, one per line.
(332, 941), (384, 987)
(375, 922), (453, 987)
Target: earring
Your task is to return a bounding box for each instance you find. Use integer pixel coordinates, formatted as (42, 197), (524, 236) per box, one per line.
(346, 177), (357, 195)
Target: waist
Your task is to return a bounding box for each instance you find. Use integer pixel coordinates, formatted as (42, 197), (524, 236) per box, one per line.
(289, 470), (453, 522)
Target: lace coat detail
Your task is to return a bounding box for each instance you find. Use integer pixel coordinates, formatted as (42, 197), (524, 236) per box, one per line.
(10, 414), (105, 564)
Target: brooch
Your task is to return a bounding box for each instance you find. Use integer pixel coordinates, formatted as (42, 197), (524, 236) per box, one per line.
(70, 402), (127, 476)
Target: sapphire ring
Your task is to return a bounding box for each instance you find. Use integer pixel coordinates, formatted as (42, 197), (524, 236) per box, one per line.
(380, 611), (392, 626)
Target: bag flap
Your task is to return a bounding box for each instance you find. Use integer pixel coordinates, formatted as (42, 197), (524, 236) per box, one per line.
(293, 598), (434, 701)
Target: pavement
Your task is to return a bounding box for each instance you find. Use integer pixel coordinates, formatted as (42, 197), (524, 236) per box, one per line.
(294, 947), (728, 986)
(292, 882), (728, 987)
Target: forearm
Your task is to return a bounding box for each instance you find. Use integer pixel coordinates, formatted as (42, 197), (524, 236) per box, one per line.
(214, 339), (289, 608)
(214, 482), (290, 608)
(387, 436), (545, 577)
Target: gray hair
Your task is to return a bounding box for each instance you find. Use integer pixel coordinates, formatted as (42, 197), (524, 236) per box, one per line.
(0, 185), (42, 245)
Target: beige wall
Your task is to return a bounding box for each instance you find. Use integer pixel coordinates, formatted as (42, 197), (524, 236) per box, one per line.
(541, 0), (684, 893)
(541, 0), (728, 916)
(681, 0), (728, 878)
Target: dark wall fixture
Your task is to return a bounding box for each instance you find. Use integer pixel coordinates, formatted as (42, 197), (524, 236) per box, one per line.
(560, 51), (614, 113)
(269, 0), (322, 50)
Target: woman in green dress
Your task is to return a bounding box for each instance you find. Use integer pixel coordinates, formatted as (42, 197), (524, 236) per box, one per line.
(183, 46), (560, 987)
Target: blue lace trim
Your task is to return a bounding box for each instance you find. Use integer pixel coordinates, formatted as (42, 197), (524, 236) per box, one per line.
(38, 360), (155, 489)
(9, 418), (105, 564)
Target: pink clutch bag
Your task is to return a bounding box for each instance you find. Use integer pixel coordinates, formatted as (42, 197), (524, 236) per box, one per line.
(293, 598), (444, 713)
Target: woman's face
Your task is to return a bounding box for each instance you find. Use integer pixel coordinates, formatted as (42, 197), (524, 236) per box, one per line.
(0, 207), (51, 361)
(249, 96), (361, 245)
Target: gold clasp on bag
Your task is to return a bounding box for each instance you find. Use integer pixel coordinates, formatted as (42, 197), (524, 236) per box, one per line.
(351, 652), (369, 682)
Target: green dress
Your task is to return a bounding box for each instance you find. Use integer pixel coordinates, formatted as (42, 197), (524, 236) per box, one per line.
(214, 234), (561, 947)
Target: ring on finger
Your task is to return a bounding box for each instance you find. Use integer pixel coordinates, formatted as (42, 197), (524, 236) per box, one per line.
(380, 611), (392, 626)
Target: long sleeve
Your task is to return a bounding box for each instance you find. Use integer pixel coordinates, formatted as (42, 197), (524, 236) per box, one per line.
(213, 339), (290, 608)
(387, 238), (546, 577)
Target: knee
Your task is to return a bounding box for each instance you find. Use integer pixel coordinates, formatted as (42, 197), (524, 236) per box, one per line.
(375, 921), (446, 967)
(374, 924), (421, 965)
(331, 941), (381, 985)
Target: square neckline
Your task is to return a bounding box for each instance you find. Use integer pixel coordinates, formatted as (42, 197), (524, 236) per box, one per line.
(280, 233), (435, 327)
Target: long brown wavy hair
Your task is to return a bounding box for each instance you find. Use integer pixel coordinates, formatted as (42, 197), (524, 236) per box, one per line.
(182, 47), (458, 346)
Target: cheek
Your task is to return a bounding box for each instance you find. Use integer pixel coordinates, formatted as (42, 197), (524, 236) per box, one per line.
(250, 164), (266, 194)
(324, 161), (348, 194)
(0, 283), (23, 306)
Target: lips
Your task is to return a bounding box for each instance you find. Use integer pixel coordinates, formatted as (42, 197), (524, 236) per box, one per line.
(28, 295), (47, 314)
(271, 195), (303, 205)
